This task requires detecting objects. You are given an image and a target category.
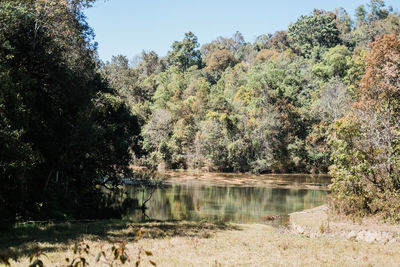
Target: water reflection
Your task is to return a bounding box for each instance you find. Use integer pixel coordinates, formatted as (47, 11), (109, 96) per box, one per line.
(124, 183), (327, 223)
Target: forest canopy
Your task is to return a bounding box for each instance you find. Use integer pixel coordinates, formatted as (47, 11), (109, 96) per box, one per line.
(104, 1), (399, 173)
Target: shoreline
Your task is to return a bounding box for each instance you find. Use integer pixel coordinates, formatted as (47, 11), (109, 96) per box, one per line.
(290, 205), (400, 243)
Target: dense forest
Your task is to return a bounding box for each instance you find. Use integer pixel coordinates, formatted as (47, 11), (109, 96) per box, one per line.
(102, 1), (399, 175)
(1, 0), (400, 225)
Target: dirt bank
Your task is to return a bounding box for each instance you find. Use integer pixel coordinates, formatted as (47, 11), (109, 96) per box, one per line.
(290, 205), (400, 243)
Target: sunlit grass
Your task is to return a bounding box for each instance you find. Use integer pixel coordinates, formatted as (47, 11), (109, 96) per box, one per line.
(2, 218), (400, 266)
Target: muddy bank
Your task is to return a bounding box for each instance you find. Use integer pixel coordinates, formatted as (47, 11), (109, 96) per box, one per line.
(163, 170), (331, 190)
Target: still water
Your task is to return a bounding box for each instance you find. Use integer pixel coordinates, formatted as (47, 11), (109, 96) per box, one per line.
(124, 172), (330, 224)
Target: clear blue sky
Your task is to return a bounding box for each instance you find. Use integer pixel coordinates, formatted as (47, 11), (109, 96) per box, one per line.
(84, 0), (399, 62)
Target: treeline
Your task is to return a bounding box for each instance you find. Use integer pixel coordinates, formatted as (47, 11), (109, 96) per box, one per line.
(0, 0), (140, 225)
(103, 1), (399, 175)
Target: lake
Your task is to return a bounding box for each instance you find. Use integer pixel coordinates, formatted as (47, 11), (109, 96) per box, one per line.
(124, 171), (331, 224)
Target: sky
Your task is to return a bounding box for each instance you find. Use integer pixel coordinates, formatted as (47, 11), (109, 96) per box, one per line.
(84, 0), (399, 62)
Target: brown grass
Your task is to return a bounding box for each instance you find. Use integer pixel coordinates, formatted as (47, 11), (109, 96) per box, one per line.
(3, 218), (400, 266)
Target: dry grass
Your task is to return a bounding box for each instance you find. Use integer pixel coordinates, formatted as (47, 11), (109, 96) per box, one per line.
(3, 219), (400, 266)
(290, 205), (400, 242)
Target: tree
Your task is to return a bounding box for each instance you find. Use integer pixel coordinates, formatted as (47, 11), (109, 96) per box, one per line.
(253, 34), (273, 51)
(314, 79), (351, 122)
(349, 1), (397, 48)
(367, 0), (390, 22)
(0, 1), (140, 225)
(254, 31), (293, 52)
(268, 31), (293, 52)
(200, 117), (231, 171)
(205, 49), (237, 73)
(288, 9), (341, 56)
(213, 31), (246, 54)
(273, 99), (308, 172)
(329, 33), (400, 221)
(102, 55), (141, 105)
(355, 5), (367, 26)
(167, 32), (202, 72)
(138, 50), (165, 76)
(359, 33), (400, 180)
(312, 45), (352, 80)
(335, 8), (352, 35)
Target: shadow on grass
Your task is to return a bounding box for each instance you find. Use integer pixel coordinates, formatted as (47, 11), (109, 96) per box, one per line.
(0, 219), (242, 259)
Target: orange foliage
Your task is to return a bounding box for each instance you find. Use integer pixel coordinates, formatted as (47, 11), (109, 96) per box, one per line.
(204, 49), (236, 72)
(360, 33), (400, 98)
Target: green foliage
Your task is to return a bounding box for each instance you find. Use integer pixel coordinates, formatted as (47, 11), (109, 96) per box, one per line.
(0, 1), (140, 225)
(111, 1), (399, 177)
(167, 32), (202, 72)
(329, 33), (400, 221)
(312, 45), (351, 80)
(288, 9), (341, 57)
(346, 1), (397, 48)
(355, 5), (367, 26)
(367, 0), (391, 22)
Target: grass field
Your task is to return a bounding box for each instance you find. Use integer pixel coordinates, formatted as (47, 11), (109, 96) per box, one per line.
(2, 214), (400, 266)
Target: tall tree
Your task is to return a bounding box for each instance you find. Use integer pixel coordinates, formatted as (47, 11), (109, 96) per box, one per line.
(288, 9), (341, 56)
(355, 5), (367, 26)
(367, 0), (390, 22)
(329, 33), (400, 221)
(167, 32), (202, 72)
